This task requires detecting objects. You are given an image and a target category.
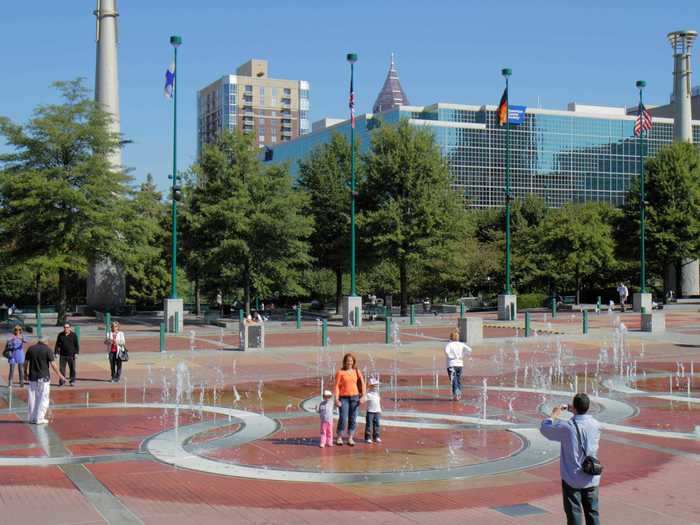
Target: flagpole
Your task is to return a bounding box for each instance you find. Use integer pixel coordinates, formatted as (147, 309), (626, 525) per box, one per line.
(347, 53), (358, 297)
(637, 80), (647, 294)
(502, 68), (512, 296)
(170, 36), (182, 300)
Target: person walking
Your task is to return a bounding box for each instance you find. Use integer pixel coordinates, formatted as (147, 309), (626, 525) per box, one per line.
(5, 325), (29, 387)
(334, 353), (365, 446)
(104, 321), (126, 382)
(23, 336), (64, 424)
(54, 322), (79, 386)
(540, 393), (602, 525)
(617, 282), (629, 312)
(444, 330), (471, 400)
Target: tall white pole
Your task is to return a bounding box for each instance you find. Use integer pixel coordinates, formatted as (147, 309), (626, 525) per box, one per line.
(88, 0), (125, 310)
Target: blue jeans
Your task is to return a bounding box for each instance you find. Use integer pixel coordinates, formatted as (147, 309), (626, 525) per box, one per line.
(337, 395), (360, 436)
(562, 481), (600, 525)
(447, 366), (462, 397)
(365, 412), (380, 440)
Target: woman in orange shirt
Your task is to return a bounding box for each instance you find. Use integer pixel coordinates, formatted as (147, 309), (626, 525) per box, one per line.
(334, 352), (365, 446)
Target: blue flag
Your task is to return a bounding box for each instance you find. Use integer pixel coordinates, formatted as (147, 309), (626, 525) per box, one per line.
(164, 62), (175, 99)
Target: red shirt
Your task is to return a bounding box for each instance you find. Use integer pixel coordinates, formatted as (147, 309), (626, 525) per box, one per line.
(110, 332), (117, 353)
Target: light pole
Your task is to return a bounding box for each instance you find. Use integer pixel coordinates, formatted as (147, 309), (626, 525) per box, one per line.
(637, 80), (647, 295)
(502, 68), (512, 296)
(342, 52), (362, 327)
(169, 35), (181, 300)
(496, 68), (516, 321)
(348, 52), (358, 297)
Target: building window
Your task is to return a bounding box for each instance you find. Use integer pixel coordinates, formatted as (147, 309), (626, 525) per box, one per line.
(245, 85), (253, 93)
(283, 88), (291, 95)
(259, 117), (265, 125)
(300, 89), (309, 99)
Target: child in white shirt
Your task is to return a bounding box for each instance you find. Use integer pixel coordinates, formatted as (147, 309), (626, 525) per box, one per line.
(364, 377), (382, 443)
(317, 390), (335, 448)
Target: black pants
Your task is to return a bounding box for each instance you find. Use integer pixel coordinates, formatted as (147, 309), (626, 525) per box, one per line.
(562, 480), (600, 525)
(108, 352), (122, 381)
(59, 355), (76, 384)
(365, 412), (380, 440)
(8, 363), (25, 387)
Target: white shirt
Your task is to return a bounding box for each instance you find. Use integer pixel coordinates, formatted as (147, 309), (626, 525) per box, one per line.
(445, 341), (471, 368)
(617, 285), (628, 298)
(365, 390), (381, 413)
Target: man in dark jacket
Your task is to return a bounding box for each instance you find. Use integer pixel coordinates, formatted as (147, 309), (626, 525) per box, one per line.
(54, 322), (79, 386)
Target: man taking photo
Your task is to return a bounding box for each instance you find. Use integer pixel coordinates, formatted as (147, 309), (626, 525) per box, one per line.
(54, 322), (79, 386)
(540, 393), (602, 525)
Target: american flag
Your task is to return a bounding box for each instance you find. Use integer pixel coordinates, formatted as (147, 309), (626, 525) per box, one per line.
(349, 75), (355, 128)
(634, 103), (652, 136)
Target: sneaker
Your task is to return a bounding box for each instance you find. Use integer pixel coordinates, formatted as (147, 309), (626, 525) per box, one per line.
(375, 437), (382, 443)
(69, 382), (75, 387)
(319, 443), (325, 448)
(348, 437), (355, 446)
(36, 419), (49, 425)
(336, 437), (343, 446)
(365, 438), (373, 443)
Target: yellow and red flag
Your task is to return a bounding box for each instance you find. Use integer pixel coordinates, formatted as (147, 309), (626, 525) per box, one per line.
(497, 87), (508, 127)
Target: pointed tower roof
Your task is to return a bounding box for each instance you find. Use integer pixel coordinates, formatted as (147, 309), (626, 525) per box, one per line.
(372, 53), (410, 114)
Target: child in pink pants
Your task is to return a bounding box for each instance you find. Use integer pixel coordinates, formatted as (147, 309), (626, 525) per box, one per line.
(318, 390), (335, 447)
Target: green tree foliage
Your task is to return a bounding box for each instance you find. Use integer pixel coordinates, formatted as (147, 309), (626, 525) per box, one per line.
(621, 142), (700, 293)
(124, 174), (171, 305)
(360, 119), (466, 315)
(190, 130), (313, 314)
(0, 79), (132, 323)
(297, 133), (353, 312)
(536, 202), (619, 303)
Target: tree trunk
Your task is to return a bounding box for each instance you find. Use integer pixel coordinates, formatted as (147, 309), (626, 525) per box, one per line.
(400, 256), (408, 317)
(57, 268), (68, 326)
(576, 273), (581, 305)
(335, 268), (343, 314)
(194, 275), (201, 316)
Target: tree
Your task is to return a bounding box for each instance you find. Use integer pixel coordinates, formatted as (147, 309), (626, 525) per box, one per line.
(537, 202), (618, 303)
(124, 174), (171, 305)
(360, 119), (466, 315)
(190, 130), (313, 314)
(620, 142), (700, 295)
(0, 79), (132, 324)
(297, 133), (353, 313)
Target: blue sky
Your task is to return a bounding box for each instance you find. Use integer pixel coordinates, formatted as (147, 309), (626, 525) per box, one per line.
(1, 1), (698, 190)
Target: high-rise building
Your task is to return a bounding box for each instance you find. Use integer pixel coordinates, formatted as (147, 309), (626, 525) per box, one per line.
(372, 54), (410, 113)
(197, 59), (310, 155)
(266, 103), (700, 209)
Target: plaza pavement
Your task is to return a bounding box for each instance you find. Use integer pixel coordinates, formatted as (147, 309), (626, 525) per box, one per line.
(0, 307), (698, 524)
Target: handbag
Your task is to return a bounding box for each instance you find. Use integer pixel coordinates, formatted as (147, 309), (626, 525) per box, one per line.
(3, 341), (11, 359)
(117, 347), (129, 362)
(572, 418), (603, 476)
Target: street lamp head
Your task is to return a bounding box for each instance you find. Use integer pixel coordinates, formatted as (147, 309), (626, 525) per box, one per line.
(501, 68), (512, 77)
(346, 53), (358, 64)
(636, 80), (646, 89)
(170, 35), (182, 48)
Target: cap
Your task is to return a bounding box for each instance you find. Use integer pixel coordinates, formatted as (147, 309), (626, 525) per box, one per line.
(323, 390), (333, 397)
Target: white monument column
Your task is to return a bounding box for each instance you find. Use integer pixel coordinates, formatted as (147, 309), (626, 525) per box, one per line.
(87, 0), (126, 310)
(668, 30), (700, 298)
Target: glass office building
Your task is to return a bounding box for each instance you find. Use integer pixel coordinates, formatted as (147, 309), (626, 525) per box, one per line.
(265, 102), (700, 208)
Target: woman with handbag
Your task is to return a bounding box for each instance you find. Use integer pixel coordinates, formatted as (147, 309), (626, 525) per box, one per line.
(104, 320), (126, 382)
(5, 325), (29, 387)
(333, 352), (365, 446)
